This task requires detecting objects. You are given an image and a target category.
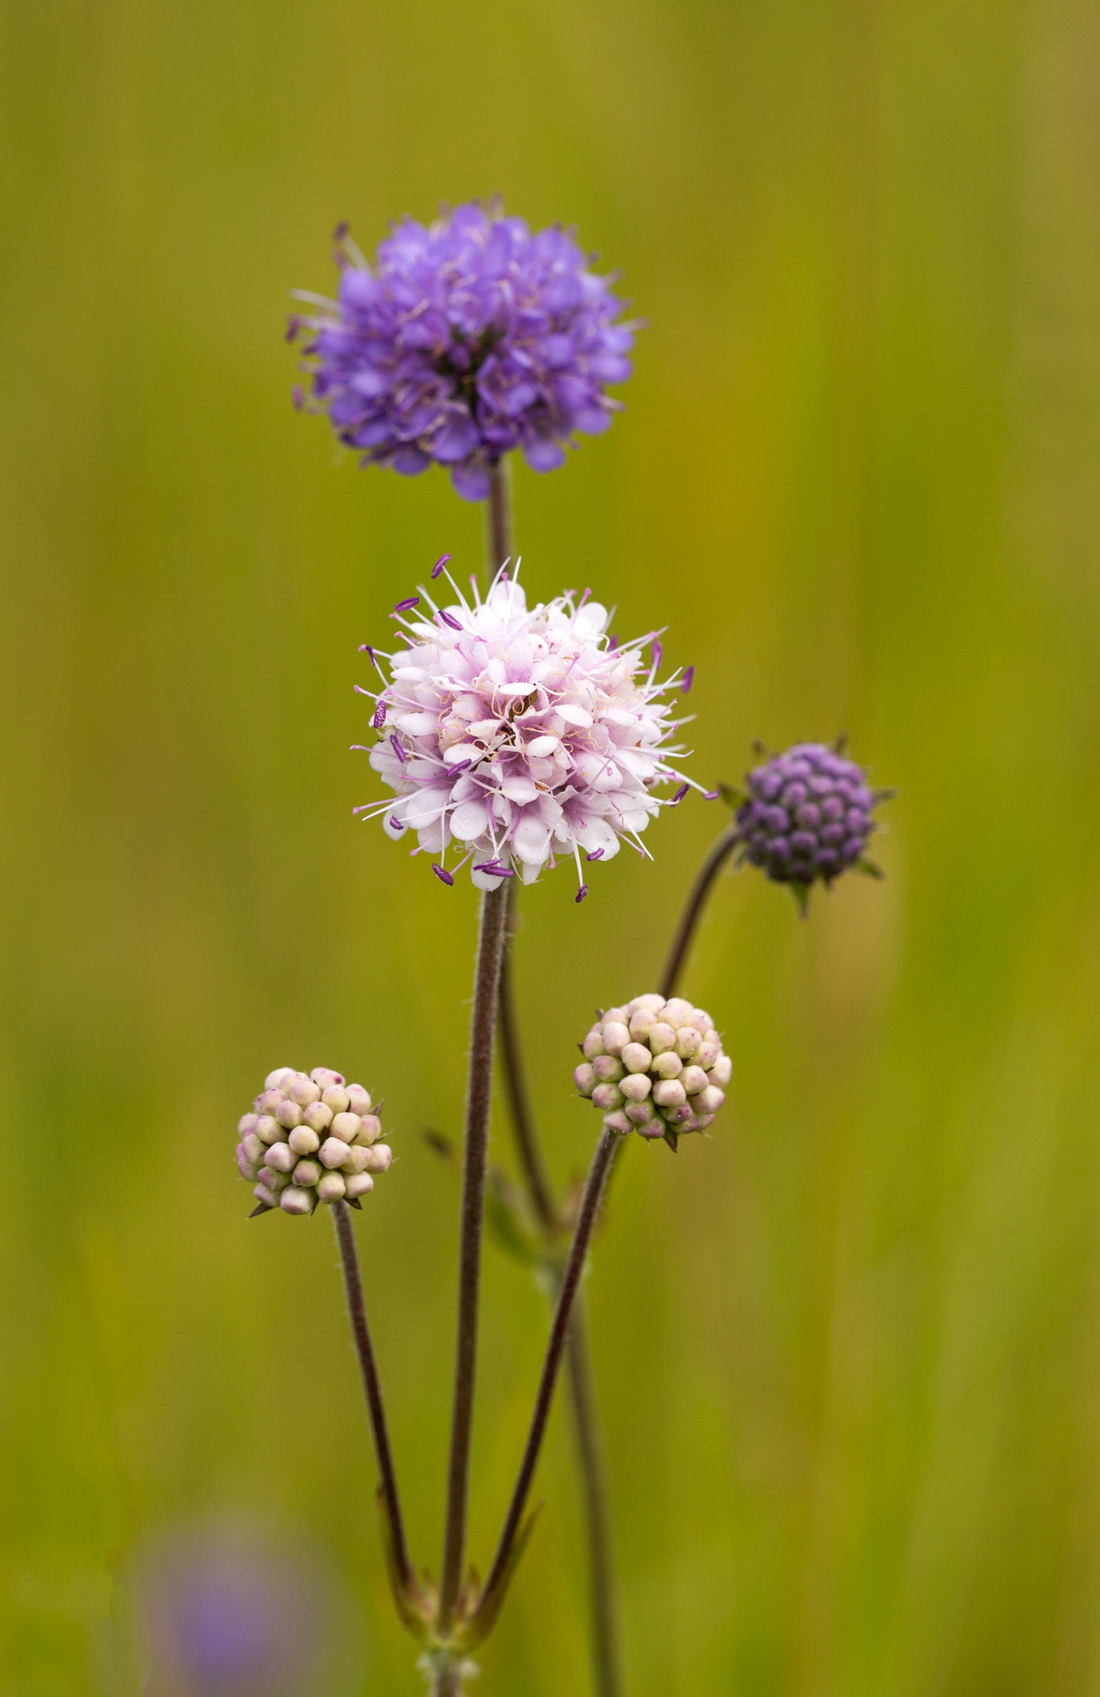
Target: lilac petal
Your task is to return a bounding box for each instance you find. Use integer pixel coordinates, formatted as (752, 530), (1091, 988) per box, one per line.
(450, 462), (492, 501)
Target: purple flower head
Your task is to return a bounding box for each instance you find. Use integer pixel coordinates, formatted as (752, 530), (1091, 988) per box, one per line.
(733, 740), (893, 908)
(289, 202), (638, 500)
(357, 562), (704, 895)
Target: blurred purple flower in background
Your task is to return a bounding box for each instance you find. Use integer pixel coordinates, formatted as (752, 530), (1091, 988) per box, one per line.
(142, 1527), (337, 1697)
(290, 201), (638, 499)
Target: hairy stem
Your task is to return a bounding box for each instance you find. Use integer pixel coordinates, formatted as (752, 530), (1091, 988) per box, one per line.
(565, 1300), (622, 1697)
(659, 820), (740, 997)
(498, 884), (558, 1232)
(438, 881), (510, 1632)
(331, 1200), (413, 1588)
(474, 1128), (617, 1631)
(486, 456), (514, 571)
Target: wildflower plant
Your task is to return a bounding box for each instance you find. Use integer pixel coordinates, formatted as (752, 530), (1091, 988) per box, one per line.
(229, 199), (895, 1697)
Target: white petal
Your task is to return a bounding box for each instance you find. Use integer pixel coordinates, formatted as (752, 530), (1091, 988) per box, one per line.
(512, 815), (552, 865)
(451, 800), (490, 839)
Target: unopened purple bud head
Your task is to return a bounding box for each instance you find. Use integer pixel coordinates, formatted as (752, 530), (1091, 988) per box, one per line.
(733, 740), (892, 907)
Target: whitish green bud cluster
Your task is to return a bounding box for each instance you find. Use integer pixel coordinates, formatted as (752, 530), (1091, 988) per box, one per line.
(574, 994), (730, 1149)
(235, 1066), (392, 1215)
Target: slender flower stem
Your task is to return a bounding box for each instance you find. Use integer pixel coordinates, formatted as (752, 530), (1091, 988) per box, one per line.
(659, 820), (741, 998)
(499, 884), (558, 1233)
(565, 1300), (622, 1697)
(331, 1200), (413, 1587)
(473, 1127), (617, 1632)
(438, 881), (511, 1632)
(486, 456), (514, 570)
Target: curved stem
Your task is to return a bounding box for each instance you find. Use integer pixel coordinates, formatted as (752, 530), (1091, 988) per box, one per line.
(438, 882), (510, 1632)
(659, 821), (740, 998)
(565, 1302), (622, 1697)
(474, 1128), (617, 1631)
(331, 1200), (413, 1587)
(499, 884), (558, 1232)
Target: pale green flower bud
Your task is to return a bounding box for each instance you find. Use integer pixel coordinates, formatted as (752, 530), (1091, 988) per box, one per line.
(600, 1021), (631, 1057)
(358, 1114), (382, 1145)
(275, 1099), (303, 1130)
(288, 1125), (320, 1157)
(255, 1115), (281, 1145)
(346, 1084), (372, 1116)
(620, 1073), (652, 1103)
(303, 1100), (333, 1133)
(708, 1054), (733, 1087)
(279, 1186), (313, 1215)
(582, 1029), (605, 1060)
(345, 1171), (375, 1199)
(592, 1054), (624, 1083)
(330, 1111), (361, 1143)
(680, 1066), (709, 1096)
(288, 1073), (321, 1107)
(316, 1171), (346, 1202)
(321, 1085), (351, 1114)
(293, 1159), (322, 1187)
(265, 1142), (296, 1174)
(574, 1062), (597, 1096)
(319, 1137), (351, 1170)
(591, 1083), (624, 1111)
(362, 1144), (392, 1173)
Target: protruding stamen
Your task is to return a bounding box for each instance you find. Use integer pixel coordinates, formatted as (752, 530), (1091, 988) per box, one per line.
(586, 847), (605, 862)
(432, 864), (455, 886)
(394, 596), (420, 614)
(372, 703), (387, 728)
(432, 553), (452, 579)
(439, 610), (462, 631)
(681, 666), (695, 693)
(575, 884), (589, 903)
(672, 783), (689, 804)
(390, 734), (407, 764)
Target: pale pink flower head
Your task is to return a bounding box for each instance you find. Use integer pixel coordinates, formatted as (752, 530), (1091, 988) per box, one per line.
(358, 561), (705, 895)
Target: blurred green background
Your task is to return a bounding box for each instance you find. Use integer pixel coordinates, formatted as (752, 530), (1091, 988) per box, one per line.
(2, 0), (1099, 1691)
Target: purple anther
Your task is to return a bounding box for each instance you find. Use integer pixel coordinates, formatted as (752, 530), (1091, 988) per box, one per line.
(440, 610), (462, 631)
(575, 884), (589, 903)
(333, 219), (350, 242)
(390, 734), (407, 764)
(585, 847), (605, 862)
(672, 783), (689, 804)
(432, 554), (452, 579)
(291, 384), (304, 411)
(681, 666), (695, 694)
(607, 633), (618, 651)
(358, 644), (375, 661)
(285, 314), (300, 343)
(652, 640), (663, 669)
(474, 862), (515, 878)
(394, 596), (420, 614)
(432, 864), (454, 886)
(372, 703), (387, 728)
(389, 815), (402, 831)
(704, 789), (719, 800)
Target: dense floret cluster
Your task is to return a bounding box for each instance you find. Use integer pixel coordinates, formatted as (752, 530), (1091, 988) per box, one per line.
(236, 1067), (392, 1216)
(733, 741), (888, 895)
(290, 202), (636, 500)
(574, 994), (730, 1150)
(360, 563), (701, 893)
